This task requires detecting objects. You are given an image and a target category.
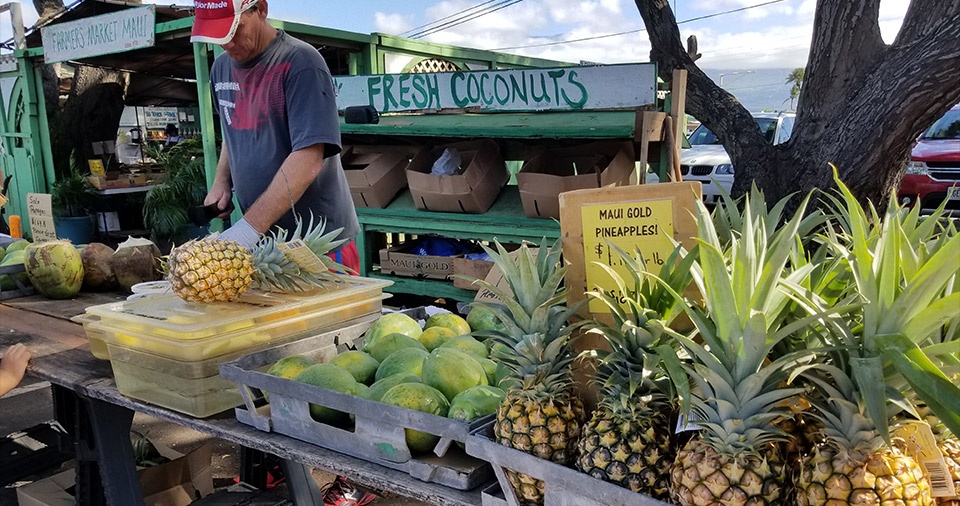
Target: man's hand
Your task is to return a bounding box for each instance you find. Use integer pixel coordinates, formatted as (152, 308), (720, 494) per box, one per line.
(217, 217), (261, 249)
(204, 180), (235, 220)
(0, 343), (32, 396)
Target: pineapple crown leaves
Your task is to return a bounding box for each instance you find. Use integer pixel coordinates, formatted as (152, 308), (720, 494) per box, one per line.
(712, 182), (826, 252)
(492, 332), (578, 399)
(476, 238), (566, 313)
(249, 213), (352, 291)
(656, 194), (818, 374)
(597, 371), (671, 420)
(471, 238), (587, 340)
(808, 166), (960, 438)
(799, 362), (910, 453)
(586, 241), (698, 328)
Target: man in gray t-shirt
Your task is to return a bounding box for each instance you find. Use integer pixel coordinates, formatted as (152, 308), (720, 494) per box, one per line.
(191, 0), (360, 269)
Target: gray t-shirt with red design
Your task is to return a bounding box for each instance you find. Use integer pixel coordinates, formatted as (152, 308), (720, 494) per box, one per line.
(210, 30), (358, 243)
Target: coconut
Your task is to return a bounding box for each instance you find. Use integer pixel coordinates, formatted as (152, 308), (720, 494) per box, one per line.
(80, 242), (117, 291)
(24, 241), (84, 299)
(111, 237), (162, 292)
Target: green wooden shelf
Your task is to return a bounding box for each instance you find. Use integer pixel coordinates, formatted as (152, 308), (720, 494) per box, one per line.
(369, 273), (478, 302)
(356, 186), (560, 301)
(341, 110), (637, 140)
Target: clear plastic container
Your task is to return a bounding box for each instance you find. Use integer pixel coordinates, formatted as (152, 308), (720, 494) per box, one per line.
(88, 296), (384, 362)
(82, 277), (391, 340)
(109, 357), (242, 418)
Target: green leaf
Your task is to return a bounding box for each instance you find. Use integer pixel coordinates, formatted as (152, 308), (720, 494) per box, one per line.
(876, 333), (960, 438)
(851, 356), (890, 444)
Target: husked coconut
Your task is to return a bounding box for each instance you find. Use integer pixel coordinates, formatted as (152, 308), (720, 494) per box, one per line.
(24, 241), (84, 299)
(111, 237), (162, 292)
(80, 242), (117, 291)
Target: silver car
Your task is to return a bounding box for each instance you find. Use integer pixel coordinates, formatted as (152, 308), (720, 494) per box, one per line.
(648, 112), (796, 204)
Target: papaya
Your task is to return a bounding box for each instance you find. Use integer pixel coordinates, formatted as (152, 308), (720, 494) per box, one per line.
(363, 373), (423, 403)
(422, 348), (488, 402)
(380, 383), (450, 453)
(375, 348), (429, 382)
(363, 332), (426, 362)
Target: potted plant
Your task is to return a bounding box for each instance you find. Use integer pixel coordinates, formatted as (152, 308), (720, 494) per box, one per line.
(141, 138), (209, 252)
(51, 167), (100, 244)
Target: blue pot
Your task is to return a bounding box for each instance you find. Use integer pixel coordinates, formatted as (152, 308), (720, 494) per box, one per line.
(55, 215), (95, 245)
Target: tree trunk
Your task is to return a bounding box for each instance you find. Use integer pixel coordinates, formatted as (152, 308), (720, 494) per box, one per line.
(634, 0), (960, 209)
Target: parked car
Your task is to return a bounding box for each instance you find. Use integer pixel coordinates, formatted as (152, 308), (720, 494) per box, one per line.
(647, 112), (796, 204)
(899, 103), (960, 215)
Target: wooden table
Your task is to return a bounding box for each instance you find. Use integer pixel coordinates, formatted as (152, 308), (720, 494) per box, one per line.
(0, 294), (483, 506)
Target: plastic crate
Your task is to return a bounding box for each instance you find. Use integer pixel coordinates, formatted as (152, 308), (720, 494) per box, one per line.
(105, 313), (377, 418)
(465, 421), (670, 506)
(219, 313), (493, 491)
(81, 276), (391, 340)
(75, 279), (389, 363)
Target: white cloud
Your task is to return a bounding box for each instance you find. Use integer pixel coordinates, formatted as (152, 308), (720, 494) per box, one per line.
(374, 13), (415, 34)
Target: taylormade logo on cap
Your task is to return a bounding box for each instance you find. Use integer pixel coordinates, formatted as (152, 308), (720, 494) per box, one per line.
(190, 0), (258, 44)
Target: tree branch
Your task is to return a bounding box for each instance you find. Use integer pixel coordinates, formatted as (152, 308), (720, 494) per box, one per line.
(896, 0), (960, 45)
(798, 0), (885, 127)
(633, 0), (769, 177)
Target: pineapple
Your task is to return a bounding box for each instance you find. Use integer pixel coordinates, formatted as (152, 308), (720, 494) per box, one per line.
(575, 326), (675, 499)
(493, 333), (584, 506)
(575, 244), (694, 499)
(167, 215), (350, 302)
(797, 367), (933, 506)
(655, 194), (826, 506)
(472, 239), (585, 506)
(788, 171), (959, 506)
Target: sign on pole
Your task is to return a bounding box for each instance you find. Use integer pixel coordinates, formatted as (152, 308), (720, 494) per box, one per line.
(333, 63), (657, 113)
(41, 6), (155, 64)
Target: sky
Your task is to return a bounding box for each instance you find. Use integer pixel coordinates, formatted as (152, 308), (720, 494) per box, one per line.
(4, 0), (910, 70)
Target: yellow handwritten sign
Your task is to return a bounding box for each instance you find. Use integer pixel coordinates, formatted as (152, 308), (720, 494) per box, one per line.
(580, 199), (675, 313)
(88, 159), (106, 176)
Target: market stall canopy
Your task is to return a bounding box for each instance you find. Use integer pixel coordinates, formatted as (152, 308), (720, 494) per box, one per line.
(25, 0), (198, 106)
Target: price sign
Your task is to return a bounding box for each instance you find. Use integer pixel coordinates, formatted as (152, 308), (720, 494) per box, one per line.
(88, 159), (106, 176)
(580, 199), (675, 313)
(26, 193), (58, 242)
(559, 182), (701, 316)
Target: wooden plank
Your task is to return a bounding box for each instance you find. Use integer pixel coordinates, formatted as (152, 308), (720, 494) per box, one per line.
(0, 304), (88, 352)
(357, 187), (561, 243)
(334, 63), (657, 114)
(341, 110), (638, 140)
(4, 292), (126, 322)
(670, 69), (688, 162)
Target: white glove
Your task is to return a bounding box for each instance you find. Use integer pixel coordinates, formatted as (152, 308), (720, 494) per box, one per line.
(217, 217), (260, 249)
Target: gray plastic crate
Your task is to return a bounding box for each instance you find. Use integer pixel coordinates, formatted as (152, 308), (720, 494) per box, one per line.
(219, 311), (493, 491)
(465, 421), (671, 506)
(0, 263), (35, 300)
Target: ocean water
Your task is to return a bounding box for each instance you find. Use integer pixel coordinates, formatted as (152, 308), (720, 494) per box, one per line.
(701, 68), (797, 114)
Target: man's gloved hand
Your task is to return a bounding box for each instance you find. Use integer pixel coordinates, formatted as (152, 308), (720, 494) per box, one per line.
(217, 217), (261, 249)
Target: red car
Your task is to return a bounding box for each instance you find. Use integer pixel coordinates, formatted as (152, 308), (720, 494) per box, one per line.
(900, 104), (960, 214)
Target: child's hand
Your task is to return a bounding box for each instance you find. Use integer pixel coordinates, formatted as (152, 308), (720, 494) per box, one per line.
(1, 343), (32, 392)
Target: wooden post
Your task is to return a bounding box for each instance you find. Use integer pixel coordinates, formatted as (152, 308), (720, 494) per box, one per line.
(669, 69), (687, 182)
(637, 111), (666, 184)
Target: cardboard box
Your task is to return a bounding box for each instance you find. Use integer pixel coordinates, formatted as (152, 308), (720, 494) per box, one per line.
(379, 244), (461, 280)
(453, 256), (494, 291)
(405, 140), (508, 213)
(16, 443), (214, 506)
(516, 141), (636, 219)
(342, 145), (416, 208)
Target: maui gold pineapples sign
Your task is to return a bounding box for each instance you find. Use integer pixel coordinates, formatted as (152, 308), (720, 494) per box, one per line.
(559, 182), (701, 316)
(580, 198), (676, 313)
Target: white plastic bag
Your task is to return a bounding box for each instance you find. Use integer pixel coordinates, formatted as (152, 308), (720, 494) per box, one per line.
(430, 148), (461, 175)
